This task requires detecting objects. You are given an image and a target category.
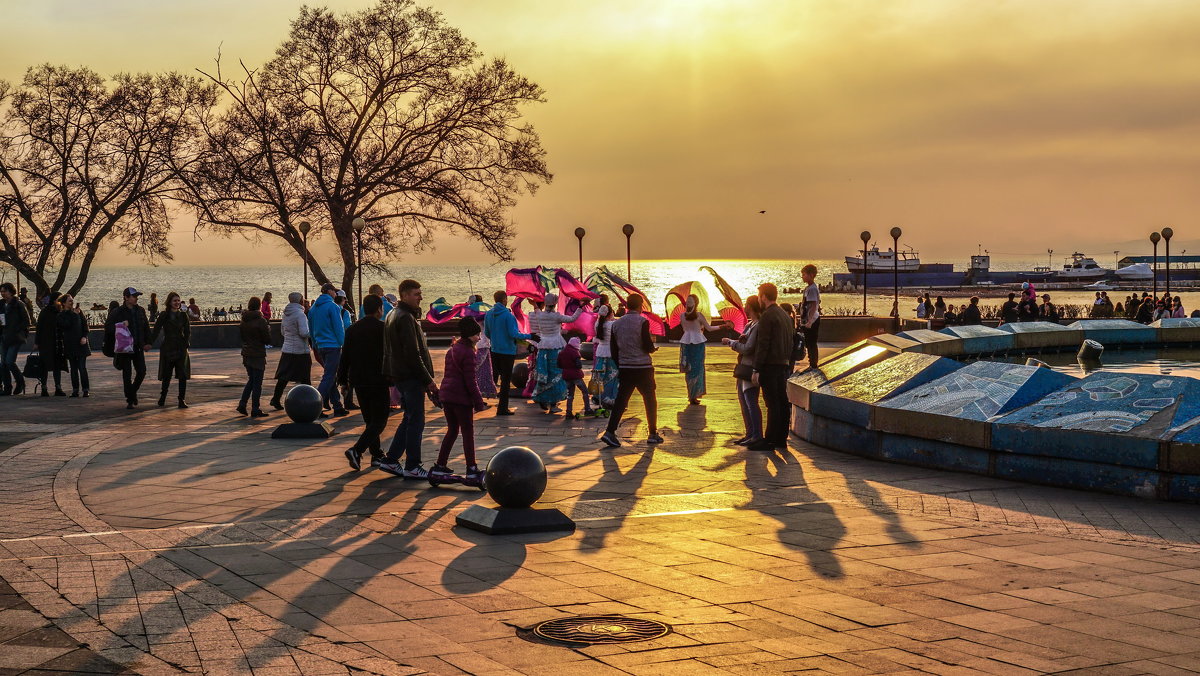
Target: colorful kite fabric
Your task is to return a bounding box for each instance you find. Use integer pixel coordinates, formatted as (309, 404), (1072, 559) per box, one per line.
(700, 265), (747, 333)
(664, 281), (713, 329)
(505, 267), (551, 302)
(585, 266), (666, 335)
(425, 297), (492, 324)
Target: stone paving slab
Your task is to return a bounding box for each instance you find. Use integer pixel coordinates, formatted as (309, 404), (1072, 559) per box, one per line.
(3, 346), (1200, 674)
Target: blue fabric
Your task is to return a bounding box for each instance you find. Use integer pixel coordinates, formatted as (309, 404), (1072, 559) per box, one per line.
(484, 305), (529, 355)
(387, 379), (427, 468)
(533, 347), (567, 405)
(308, 294), (345, 348)
(1, 342), (20, 391)
(359, 298), (394, 319)
(316, 347), (343, 408)
(680, 342), (707, 400)
(591, 356), (619, 408)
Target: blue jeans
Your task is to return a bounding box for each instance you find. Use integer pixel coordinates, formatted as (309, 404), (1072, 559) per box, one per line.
(316, 348), (343, 409)
(1, 342), (21, 392)
(738, 380), (762, 441)
(386, 379), (427, 469)
(240, 366), (264, 411)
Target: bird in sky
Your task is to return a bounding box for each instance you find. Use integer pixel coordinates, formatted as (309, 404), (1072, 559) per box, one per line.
(758, 210), (766, 214)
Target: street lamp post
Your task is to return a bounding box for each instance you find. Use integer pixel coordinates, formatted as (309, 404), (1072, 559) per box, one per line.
(1150, 231), (1161, 300)
(352, 217), (367, 307)
(622, 223), (635, 281)
(574, 227), (586, 279)
(1162, 227), (1174, 300)
(860, 230), (871, 316)
(890, 227), (902, 330)
(297, 221), (311, 300)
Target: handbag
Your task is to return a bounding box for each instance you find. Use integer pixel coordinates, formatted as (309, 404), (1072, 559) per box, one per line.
(733, 362), (754, 381)
(114, 323), (135, 354)
(22, 352), (45, 379)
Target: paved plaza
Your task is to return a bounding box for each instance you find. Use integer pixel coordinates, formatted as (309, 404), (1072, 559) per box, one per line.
(2, 346), (1200, 674)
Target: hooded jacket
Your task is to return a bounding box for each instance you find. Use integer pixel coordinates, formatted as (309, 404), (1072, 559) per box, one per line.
(280, 302), (311, 354)
(239, 309), (271, 370)
(308, 293), (345, 349)
(483, 303), (530, 356)
(439, 339), (485, 409)
(1, 298), (30, 347)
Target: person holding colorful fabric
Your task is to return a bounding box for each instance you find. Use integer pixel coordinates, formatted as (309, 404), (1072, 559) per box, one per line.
(528, 292), (582, 414)
(677, 294), (712, 405)
(590, 301), (618, 413)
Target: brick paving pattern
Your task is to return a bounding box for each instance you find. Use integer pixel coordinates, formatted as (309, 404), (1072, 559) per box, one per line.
(1, 346), (1200, 674)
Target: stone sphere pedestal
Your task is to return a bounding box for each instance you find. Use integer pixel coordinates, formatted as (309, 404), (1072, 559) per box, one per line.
(456, 446), (575, 535)
(271, 384), (334, 439)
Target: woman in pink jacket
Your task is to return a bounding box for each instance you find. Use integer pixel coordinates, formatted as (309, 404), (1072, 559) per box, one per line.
(432, 317), (489, 482)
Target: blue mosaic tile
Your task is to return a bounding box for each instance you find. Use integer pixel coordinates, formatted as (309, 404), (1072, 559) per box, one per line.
(808, 353), (962, 426)
(879, 435), (990, 474)
(788, 343), (895, 410)
(1065, 319), (1157, 345)
(995, 321), (1083, 350)
(1153, 317), (1200, 343)
(892, 329), (964, 356)
(937, 325), (1015, 355)
(993, 452), (1161, 498)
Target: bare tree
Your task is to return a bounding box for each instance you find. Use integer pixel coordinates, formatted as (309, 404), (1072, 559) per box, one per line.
(182, 0), (552, 292)
(0, 65), (215, 299)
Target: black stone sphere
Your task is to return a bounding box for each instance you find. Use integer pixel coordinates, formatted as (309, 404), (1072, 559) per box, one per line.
(511, 361), (529, 392)
(285, 384), (324, 424)
(485, 446), (547, 509)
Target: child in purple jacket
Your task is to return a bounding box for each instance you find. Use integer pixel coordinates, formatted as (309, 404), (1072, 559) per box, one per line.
(432, 318), (489, 481)
(558, 337), (594, 419)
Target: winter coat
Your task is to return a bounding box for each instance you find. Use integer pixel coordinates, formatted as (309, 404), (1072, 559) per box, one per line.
(384, 301), (434, 385)
(610, 312), (656, 369)
(557, 344), (584, 381)
(337, 315), (388, 388)
(1, 298), (30, 347)
(529, 307), (583, 350)
(752, 304), (793, 370)
(280, 302), (311, 354)
(34, 306), (64, 369)
(308, 294), (345, 349)
(960, 304), (982, 326)
(150, 310), (191, 380)
(56, 310), (91, 358)
(103, 303), (150, 357)
(239, 309), (271, 370)
(439, 340), (484, 409)
(483, 304), (530, 355)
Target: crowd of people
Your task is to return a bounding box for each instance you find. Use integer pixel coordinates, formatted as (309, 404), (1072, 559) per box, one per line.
(911, 284), (1200, 326)
(0, 268), (825, 481)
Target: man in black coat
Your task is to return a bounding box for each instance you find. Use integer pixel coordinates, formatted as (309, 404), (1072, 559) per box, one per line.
(0, 282), (30, 395)
(104, 287), (151, 409)
(34, 291), (64, 396)
(338, 294), (389, 471)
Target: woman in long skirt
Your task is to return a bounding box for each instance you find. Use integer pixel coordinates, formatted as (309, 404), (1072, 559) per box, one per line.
(529, 293), (582, 414)
(476, 329), (497, 398)
(590, 303), (619, 412)
(678, 294), (712, 405)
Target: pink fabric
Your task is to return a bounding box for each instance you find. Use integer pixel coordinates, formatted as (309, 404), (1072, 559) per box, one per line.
(701, 265), (747, 333)
(664, 281), (712, 329)
(506, 267), (549, 302)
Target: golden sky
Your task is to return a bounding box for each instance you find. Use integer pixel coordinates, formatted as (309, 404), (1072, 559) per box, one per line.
(3, 0), (1200, 266)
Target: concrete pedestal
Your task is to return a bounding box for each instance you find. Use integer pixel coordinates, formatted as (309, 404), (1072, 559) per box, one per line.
(455, 505), (576, 535)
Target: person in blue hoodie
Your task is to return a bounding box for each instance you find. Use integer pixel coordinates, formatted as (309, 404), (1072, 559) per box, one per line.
(309, 282), (348, 416)
(358, 284), (394, 319)
(483, 290), (536, 416)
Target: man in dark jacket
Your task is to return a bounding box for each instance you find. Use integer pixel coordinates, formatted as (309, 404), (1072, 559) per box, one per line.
(104, 287), (151, 409)
(0, 282), (30, 395)
(34, 291), (64, 396)
(960, 297), (983, 325)
(338, 294), (389, 471)
(237, 296), (272, 417)
(380, 279), (435, 479)
(600, 294), (660, 448)
(750, 283), (794, 452)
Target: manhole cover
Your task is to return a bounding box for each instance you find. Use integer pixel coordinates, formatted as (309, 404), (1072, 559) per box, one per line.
(531, 615), (671, 645)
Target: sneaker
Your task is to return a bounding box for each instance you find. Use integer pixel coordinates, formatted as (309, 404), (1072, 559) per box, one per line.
(647, 433), (664, 444)
(378, 461), (405, 477)
(430, 464), (453, 478)
(600, 431), (621, 448)
(549, 406), (563, 414)
(466, 465), (484, 483)
(402, 465), (430, 479)
(344, 448), (362, 471)
(370, 454), (385, 467)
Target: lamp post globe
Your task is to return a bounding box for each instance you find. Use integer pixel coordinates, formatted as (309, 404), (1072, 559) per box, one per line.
(1150, 231), (1161, 299)
(859, 231), (871, 316)
(889, 227), (902, 330)
(1162, 227), (1174, 298)
(622, 223), (635, 280)
(574, 227), (586, 279)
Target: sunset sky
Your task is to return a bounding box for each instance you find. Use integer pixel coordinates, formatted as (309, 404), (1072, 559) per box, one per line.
(3, 0), (1200, 267)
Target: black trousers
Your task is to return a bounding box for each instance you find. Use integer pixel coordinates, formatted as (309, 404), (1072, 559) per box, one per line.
(606, 367), (657, 435)
(160, 360), (187, 399)
(759, 364), (791, 446)
(803, 318), (821, 369)
(491, 352), (516, 411)
(68, 355), (90, 393)
(354, 385), (391, 456)
(117, 352), (147, 404)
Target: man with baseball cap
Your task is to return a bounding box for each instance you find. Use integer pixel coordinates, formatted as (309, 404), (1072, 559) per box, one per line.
(103, 287), (152, 409)
(309, 282), (348, 416)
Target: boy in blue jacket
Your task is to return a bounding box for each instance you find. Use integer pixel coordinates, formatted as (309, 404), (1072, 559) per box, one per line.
(309, 283), (348, 416)
(483, 291), (536, 416)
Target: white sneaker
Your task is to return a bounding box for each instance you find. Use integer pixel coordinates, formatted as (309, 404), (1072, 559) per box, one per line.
(378, 461), (405, 477)
(402, 465), (430, 479)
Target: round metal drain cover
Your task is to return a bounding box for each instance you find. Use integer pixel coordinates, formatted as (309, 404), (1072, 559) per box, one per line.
(532, 615), (671, 645)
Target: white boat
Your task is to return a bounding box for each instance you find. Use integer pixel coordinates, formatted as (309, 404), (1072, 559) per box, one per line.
(1083, 280), (1116, 291)
(1114, 262), (1154, 281)
(1055, 252), (1110, 281)
(845, 245), (920, 272)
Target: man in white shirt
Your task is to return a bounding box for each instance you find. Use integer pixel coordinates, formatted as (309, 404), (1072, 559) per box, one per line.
(800, 264), (821, 371)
